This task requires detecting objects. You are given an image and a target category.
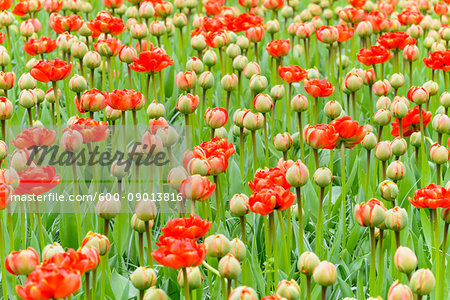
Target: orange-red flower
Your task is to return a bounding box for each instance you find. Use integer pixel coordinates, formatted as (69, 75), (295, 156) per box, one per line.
(94, 38), (122, 57)
(30, 58), (72, 82)
(397, 7), (423, 25)
(423, 50), (450, 71)
(304, 78), (334, 98)
(338, 7), (365, 23)
(0, 182), (12, 210)
(106, 89), (144, 111)
(15, 165), (61, 195)
(266, 39), (290, 57)
(152, 237), (207, 269)
(103, 0), (125, 8)
(249, 167), (291, 191)
(303, 124), (339, 149)
(365, 11), (385, 33)
(248, 185), (295, 215)
(278, 65), (308, 83)
(357, 45), (392, 65)
(0, 33), (4, 45)
(188, 138), (235, 176)
(49, 13), (83, 34)
(129, 48), (174, 73)
(354, 198), (387, 227)
(161, 214), (212, 241)
(179, 175), (216, 202)
(349, 0), (366, 8)
(43, 0), (63, 13)
(66, 116), (110, 144)
(87, 11), (125, 37)
(11, 127), (56, 149)
(377, 32), (416, 50)
(0, 0), (13, 11)
(335, 24), (354, 42)
(5, 247), (39, 276)
(329, 116), (366, 149)
(12, 0), (41, 16)
(390, 106), (432, 137)
(409, 184), (450, 209)
(74, 89), (108, 113)
(24, 36), (57, 56)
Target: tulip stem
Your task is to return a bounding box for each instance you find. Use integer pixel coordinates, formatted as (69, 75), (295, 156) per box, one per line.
(377, 229), (384, 295)
(365, 150), (371, 196)
(432, 208), (441, 300)
(52, 81), (61, 133)
(144, 221), (153, 268)
(352, 92), (357, 120)
(159, 71), (165, 102)
(340, 143), (347, 248)
(90, 68), (95, 89)
(316, 187), (325, 258)
(85, 272), (91, 300)
(306, 275), (312, 300)
(369, 227), (376, 297)
(36, 208), (45, 251)
(321, 286), (327, 300)
(138, 232), (144, 267)
(0, 213), (8, 299)
(314, 97), (318, 124)
(240, 216), (246, 244)
(277, 210), (290, 272)
(103, 219), (110, 236)
(398, 118), (403, 139)
(418, 104), (426, 182)
(287, 83), (292, 132)
(152, 71), (157, 102)
(394, 231), (400, 249)
(440, 222), (449, 300)
(254, 43), (259, 64)
(239, 128), (245, 180)
(313, 149), (319, 170)
(182, 268), (191, 300)
(269, 212), (278, 290)
(185, 114), (191, 150)
(263, 114), (269, 166)
(107, 57), (113, 90)
(251, 131), (258, 172)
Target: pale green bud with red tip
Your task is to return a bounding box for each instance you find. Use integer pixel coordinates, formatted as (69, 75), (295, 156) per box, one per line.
(149, 20), (166, 37)
(186, 57), (204, 75)
(429, 143), (450, 165)
(442, 207), (450, 223)
(226, 44), (241, 59)
(313, 167), (333, 188)
(372, 80), (391, 96)
(191, 35), (207, 52)
(403, 44), (419, 62)
(307, 67), (320, 80)
(385, 207), (408, 231)
(111, 159), (130, 179)
(407, 25), (423, 40)
(18, 73), (37, 90)
(378, 180), (398, 202)
(387, 160), (405, 181)
(5, 247), (39, 276)
(176, 71), (197, 92)
(229, 286), (258, 300)
(277, 279), (301, 300)
(130, 23), (148, 40)
(167, 167), (188, 191)
(10, 150), (30, 172)
(236, 36), (249, 50)
(354, 198), (386, 228)
(356, 21), (373, 37)
(344, 72), (363, 92)
(143, 287), (169, 300)
(96, 194), (121, 220)
(230, 238), (246, 261)
(177, 94), (200, 115)
(313, 261), (336, 286)
(232, 125), (249, 137)
(389, 74), (405, 91)
(82, 231), (110, 256)
(249, 75), (268, 93)
(269, 84), (284, 101)
(391, 97), (409, 119)
(373, 109), (392, 126)
(156, 126), (179, 147)
(60, 129), (83, 152)
(432, 113), (450, 134)
(291, 94), (309, 112)
(147, 101), (165, 119)
(69, 75), (88, 93)
(131, 214), (148, 233)
(177, 267), (203, 290)
(423, 80), (439, 97)
(232, 55), (248, 72)
(205, 234), (231, 258)
(135, 199), (157, 222)
(390, 137), (407, 157)
(0, 51), (11, 67)
(297, 252), (320, 276)
(18, 90), (37, 109)
(42, 243), (64, 261)
(83, 51), (101, 69)
(394, 246), (417, 274)
(71, 41), (88, 60)
(243, 111), (264, 131)
(233, 109), (246, 128)
(286, 160), (309, 188)
(221, 73), (238, 92)
(410, 132), (422, 148)
(440, 92), (450, 108)
(130, 267), (157, 290)
(0, 97), (13, 119)
(0, 141), (7, 161)
(266, 20), (280, 35)
(388, 281), (413, 300)
(229, 194), (250, 216)
(138, 1), (155, 19)
(218, 253), (241, 280)
(203, 49), (217, 67)
(408, 86), (429, 105)
(173, 13), (187, 28)
(374, 141), (392, 161)
(243, 62), (261, 79)
(274, 132), (293, 152)
(410, 269), (435, 296)
(106, 106), (121, 121)
(199, 71), (215, 90)
(254, 94), (273, 113)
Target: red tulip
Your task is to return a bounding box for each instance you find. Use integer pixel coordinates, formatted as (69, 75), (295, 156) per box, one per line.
(87, 11), (125, 37)
(49, 13), (83, 34)
(409, 184), (450, 209)
(130, 47), (174, 73)
(338, 7), (365, 23)
(5, 247), (39, 276)
(152, 237), (207, 269)
(423, 50), (450, 71)
(303, 124), (339, 149)
(161, 214), (212, 241)
(397, 7), (424, 25)
(12, 0), (41, 17)
(357, 45), (392, 66)
(0, 71), (15, 90)
(179, 175), (216, 202)
(266, 39), (290, 57)
(316, 26), (339, 44)
(11, 127), (56, 149)
(434, 1), (448, 15)
(30, 58), (72, 83)
(335, 24), (354, 42)
(148, 117), (169, 135)
(390, 106), (432, 137)
(74, 89), (108, 113)
(103, 0), (125, 8)
(248, 185), (295, 215)
(0, 182), (12, 210)
(94, 38), (122, 57)
(354, 198), (387, 227)
(23, 36), (57, 56)
(106, 89), (144, 111)
(377, 32), (416, 50)
(67, 116), (110, 144)
(43, 0), (63, 13)
(249, 167), (291, 191)
(0, 0), (13, 11)
(349, 0), (366, 8)
(278, 65), (308, 83)
(204, 107), (228, 129)
(329, 116), (366, 149)
(304, 78), (334, 98)
(14, 165), (61, 195)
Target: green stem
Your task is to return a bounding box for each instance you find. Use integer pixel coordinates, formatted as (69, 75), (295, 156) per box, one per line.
(85, 272), (91, 300)
(316, 187), (324, 258)
(52, 81), (61, 133)
(240, 216), (246, 243)
(377, 230), (384, 295)
(419, 105), (426, 185)
(145, 221), (153, 268)
(100, 255), (107, 300)
(298, 112), (305, 162)
(251, 131), (258, 172)
(0, 213), (8, 299)
(340, 144), (347, 248)
(440, 223), (449, 300)
(306, 275), (312, 300)
(287, 83), (292, 132)
(433, 209), (440, 300)
(182, 268), (191, 300)
(369, 227), (376, 297)
(138, 232), (144, 266)
(159, 71), (165, 101)
(269, 212), (278, 290)
(296, 187), (304, 254)
(314, 97), (318, 124)
(263, 114), (269, 166)
(239, 128), (245, 179)
(277, 210), (290, 272)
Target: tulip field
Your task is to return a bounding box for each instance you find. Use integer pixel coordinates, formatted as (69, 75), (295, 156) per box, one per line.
(2, 0), (450, 299)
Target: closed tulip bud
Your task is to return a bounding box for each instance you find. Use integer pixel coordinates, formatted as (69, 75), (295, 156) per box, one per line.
(286, 161), (309, 187)
(0, 11), (14, 26)
(373, 109), (392, 127)
(403, 45), (419, 61)
(149, 21), (166, 37)
(69, 75), (88, 93)
(130, 23), (149, 39)
(429, 143), (450, 164)
(10, 150), (30, 172)
(5, 247), (39, 276)
(82, 231), (110, 256)
(291, 94), (309, 112)
(195, 73), (213, 92)
(354, 198), (386, 227)
(361, 133), (377, 150)
(143, 287), (169, 300)
(232, 55), (248, 72)
(432, 114), (450, 134)
(106, 106), (121, 121)
(0, 140), (7, 160)
(0, 51), (10, 67)
(277, 280), (301, 300)
(191, 34), (207, 52)
(218, 254), (241, 280)
(176, 71), (197, 91)
(166, 167), (188, 191)
(388, 281), (413, 300)
(313, 261), (336, 286)
(139, 1), (155, 18)
(410, 269), (435, 296)
(297, 252), (320, 276)
(249, 75), (268, 93)
(83, 51), (102, 69)
(313, 167), (333, 188)
(270, 84), (284, 101)
(407, 25), (423, 39)
(203, 49), (217, 67)
(229, 286), (258, 300)
(344, 73), (363, 92)
(71, 41), (88, 59)
(173, 13), (187, 28)
(135, 199), (157, 222)
(232, 125), (249, 137)
(391, 99), (409, 119)
(18, 90), (37, 109)
(18, 73), (37, 90)
(146, 100), (165, 119)
(374, 141), (392, 161)
(205, 234), (231, 258)
(379, 180), (398, 201)
(130, 267), (157, 290)
(0, 96), (12, 120)
(236, 36), (249, 50)
(233, 109), (246, 128)
(221, 73), (238, 92)
(389, 73), (405, 90)
(363, 68), (375, 86)
(387, 160), (405, 181)
(186, 57), (203, 75)
(111, 159), (130, 178)
(440, 92), (450, 108)
(324, 100), (342, 119)
(372, 80), (391, 96)
(230, 238), (246, 261)
(177, 94), (200, 115)
(376, 96), (391, 111)
(44, 88), (61, 104)
(408, 86), (429, 105)
(356, 21), (373, 37)
(422, 80), (439, 96)
(273, 132), (293, 152)
(213, 127), (227, 139)
(394, 246), (417, 274)
(410, 132), (422, 148)
(96, 194), (121, 220)
(226, 44), (241, 59)
(254, 94), (273, 113)
(42, 243), (64, 261)
(0, 72), (14, 90)
(390, 137), (407, 157)
(204, 107), (228, 129)
(177, 267), (203, 290)
(243, 111), (264, 131)
(243, 62), (261, 79)
(131, 214), (148, 233)
(60, 129), (83, 152)
(385, 207), (408, 231)
(229, 194), (250, 216)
